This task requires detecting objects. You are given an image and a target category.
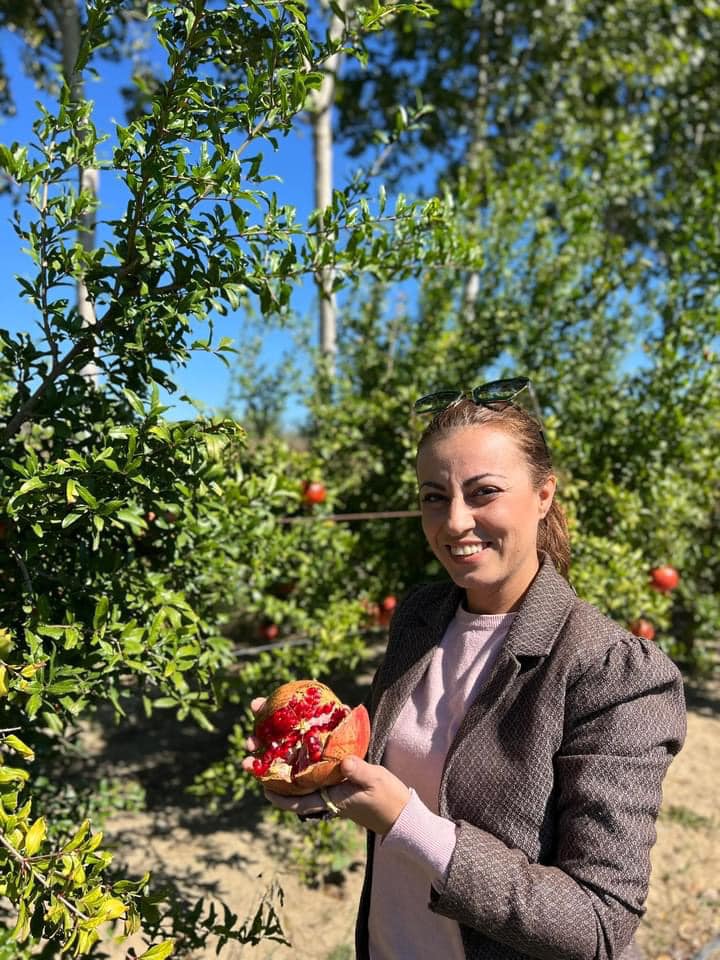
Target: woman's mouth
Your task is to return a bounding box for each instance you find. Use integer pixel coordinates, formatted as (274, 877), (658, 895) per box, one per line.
(447, 541), (493, 559)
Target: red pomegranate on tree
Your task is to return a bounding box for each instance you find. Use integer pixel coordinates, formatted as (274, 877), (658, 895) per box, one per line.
(649, 565), (680, 592)
(249, 680), (370, 796)
(629, 618), (656, 642)
(302, 480), (327, 506)
(258, 622), (280, 642)
(377, 595), (397, 627)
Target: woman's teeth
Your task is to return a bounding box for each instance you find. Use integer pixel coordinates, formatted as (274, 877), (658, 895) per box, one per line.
(449, 543), (489, 556)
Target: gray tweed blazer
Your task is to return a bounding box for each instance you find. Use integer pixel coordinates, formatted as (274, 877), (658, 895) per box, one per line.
(355, 554), (686, 960)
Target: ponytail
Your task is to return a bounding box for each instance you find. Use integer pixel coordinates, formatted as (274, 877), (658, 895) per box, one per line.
(538, 499), (570, 579)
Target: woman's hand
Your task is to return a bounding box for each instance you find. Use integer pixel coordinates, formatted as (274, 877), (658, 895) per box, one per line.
(240, 696), (267, 760)
(241, 697), (410, 835)
(264, 757), (411, 836)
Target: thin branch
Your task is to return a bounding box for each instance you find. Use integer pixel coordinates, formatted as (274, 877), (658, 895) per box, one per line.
(38, 157), (61, 366)
(2, 327), (98, 440)
(0, 828), (91, 924)
(280, 509), (421, 523)
(9, 548), (34, 597)
(232, 625), (386, 657)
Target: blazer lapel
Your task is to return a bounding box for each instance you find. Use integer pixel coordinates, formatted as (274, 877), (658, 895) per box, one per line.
(503, 552), (577, 659)
(439, 554), (577, 804)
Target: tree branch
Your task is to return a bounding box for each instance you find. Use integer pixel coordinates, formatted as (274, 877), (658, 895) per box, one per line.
(0, 828), (91, 924)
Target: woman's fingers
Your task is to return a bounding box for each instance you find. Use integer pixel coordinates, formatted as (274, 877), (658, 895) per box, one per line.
(243, 698), (267, 764)
(263, 787), (327, 818)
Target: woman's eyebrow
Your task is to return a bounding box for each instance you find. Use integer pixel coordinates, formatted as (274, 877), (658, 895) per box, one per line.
(464, 473), (507, 484)
(419, 473), (507, 490)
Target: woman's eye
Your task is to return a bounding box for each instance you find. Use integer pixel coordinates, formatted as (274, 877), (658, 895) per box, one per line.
(420, 492), (445, 503)
(472, 487), (499, 498)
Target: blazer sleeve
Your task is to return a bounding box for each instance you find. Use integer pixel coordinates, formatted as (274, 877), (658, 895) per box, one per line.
(429, 635), (687, 960)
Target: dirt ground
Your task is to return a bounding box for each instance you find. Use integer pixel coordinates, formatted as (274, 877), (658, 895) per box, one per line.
(96, 672), (720, 960)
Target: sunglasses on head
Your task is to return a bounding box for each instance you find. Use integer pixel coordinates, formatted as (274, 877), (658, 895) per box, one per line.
(413, 377), (532, 416)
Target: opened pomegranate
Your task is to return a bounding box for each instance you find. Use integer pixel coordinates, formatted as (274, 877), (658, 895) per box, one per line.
(250, 680), (370, 796)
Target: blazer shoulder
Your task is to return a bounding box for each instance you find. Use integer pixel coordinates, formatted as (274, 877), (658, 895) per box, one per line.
(560, 595), (684, 690)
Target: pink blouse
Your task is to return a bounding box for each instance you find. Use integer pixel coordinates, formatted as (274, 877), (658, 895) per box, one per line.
(368, 606), (515, 959)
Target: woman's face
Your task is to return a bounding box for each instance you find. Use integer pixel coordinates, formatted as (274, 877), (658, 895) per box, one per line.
(416, 424), (556, 614)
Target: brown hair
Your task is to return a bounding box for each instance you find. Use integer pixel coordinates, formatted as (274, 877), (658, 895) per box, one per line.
(417, 398), (571, 578)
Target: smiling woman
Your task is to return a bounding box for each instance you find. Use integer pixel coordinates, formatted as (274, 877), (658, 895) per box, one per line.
(252, 389), (686, 960)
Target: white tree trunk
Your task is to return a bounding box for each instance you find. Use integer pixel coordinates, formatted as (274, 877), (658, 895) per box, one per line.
(308, 3), (348, 371)
(461, 3), (503, 326)
(58, 0), (100, 385)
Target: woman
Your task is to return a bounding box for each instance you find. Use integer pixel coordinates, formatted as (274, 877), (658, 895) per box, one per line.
(246, 378), (686, 960)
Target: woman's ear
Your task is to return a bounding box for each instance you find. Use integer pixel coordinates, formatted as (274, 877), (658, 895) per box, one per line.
(538, 474), (557, 519)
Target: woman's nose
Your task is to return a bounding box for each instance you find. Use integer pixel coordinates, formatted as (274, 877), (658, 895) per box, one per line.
(445, 496), (475, 535)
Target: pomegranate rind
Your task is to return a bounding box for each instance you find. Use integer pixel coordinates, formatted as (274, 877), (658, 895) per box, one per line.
(291, 705), (371, 793)
(273, 759), (346, 795)
(251, 683), (371, 796)
(322, 704), (370, 762)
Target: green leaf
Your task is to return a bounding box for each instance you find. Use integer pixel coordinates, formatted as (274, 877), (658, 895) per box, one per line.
(26, 694), (42, 719)
(63, 819), (91, 853)
(3, 735), (35, 761)
(122, 388), (146, 417)
(97, 896), (127, 921)
(115, 508), (144, 530)
(138, 940), (175, 960)
(61, 512), (83, 528)
(15, 477), (45, 497)
(24, 817), (47, 855)
(0, 767), (31, 784)
(74, 483), (98, 509)
(93, 596), (110, 630)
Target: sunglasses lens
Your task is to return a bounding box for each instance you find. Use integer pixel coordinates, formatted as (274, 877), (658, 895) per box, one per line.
(414, 390), (463, 414)
(473, 377), (530, 403)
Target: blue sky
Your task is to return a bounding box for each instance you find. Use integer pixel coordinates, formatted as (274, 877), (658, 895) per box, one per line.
(0, 28), (359, 425)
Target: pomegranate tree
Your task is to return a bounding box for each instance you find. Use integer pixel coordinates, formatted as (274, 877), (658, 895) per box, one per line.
(249, 680), (370, 796)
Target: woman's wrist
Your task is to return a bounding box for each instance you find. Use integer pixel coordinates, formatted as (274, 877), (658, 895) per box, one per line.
(380, 790), (457, 884)
(380, 782), (412, 837)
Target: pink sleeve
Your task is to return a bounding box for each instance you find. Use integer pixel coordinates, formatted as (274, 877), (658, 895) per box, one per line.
(381, 789), (458, 886)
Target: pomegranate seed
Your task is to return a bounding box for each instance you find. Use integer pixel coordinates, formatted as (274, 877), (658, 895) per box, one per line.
(271, 709), (297, 736)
